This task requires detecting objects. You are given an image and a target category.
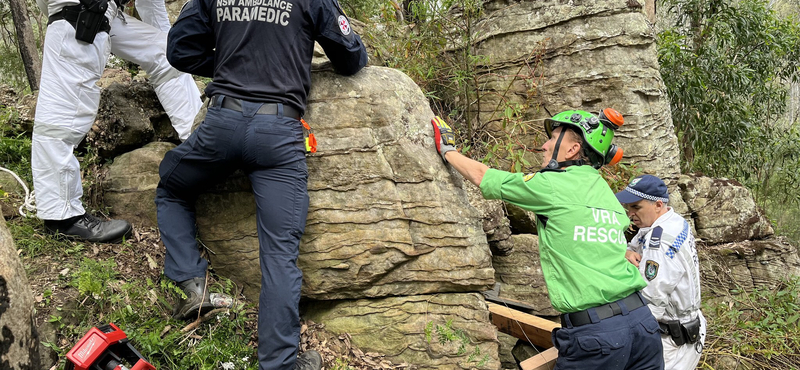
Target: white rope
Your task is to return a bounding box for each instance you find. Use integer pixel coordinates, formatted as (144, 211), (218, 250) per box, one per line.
(0, 166), (35, 217)
(498, 299), (547, 364)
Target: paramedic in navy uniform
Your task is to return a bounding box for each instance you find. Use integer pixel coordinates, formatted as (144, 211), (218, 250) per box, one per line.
(157, 0), (367, 368)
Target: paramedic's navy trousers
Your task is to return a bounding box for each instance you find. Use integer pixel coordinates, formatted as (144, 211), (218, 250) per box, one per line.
(552, 297), (665, 370)
(156, 97), (308, 370)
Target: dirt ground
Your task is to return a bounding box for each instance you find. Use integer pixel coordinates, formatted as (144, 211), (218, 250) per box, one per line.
(7, 209), (414, 369)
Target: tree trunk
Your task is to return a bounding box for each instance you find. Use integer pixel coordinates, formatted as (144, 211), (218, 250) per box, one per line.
(645, 0), (656, 23)
(8, 0), (42, 91)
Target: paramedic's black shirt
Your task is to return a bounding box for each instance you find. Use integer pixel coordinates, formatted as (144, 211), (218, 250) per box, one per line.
(167, 0), (367, 113)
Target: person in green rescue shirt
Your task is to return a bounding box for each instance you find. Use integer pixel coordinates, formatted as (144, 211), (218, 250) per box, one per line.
(431, 110), (664, 370)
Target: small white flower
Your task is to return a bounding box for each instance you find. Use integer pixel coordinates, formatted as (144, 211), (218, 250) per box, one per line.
(220, 361), (235, 370)
(241, 356), (250, 362)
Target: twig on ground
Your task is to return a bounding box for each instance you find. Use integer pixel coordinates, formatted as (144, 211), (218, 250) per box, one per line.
(160, 325), (172, 338)
(180, 308), (229, 333)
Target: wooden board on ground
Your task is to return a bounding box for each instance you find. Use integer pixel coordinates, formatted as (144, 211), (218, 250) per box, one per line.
(487, 302), (560, 370)
(520, 347), (557, 370)
(487, 302), (560, 348)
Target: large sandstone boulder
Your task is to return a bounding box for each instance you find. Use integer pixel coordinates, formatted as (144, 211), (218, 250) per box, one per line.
(491, 234), (557, 316)
(699, 237), (800, 299)
(678, 175), (773, 245)
(89, 79), (182, 159)
(303, 293), (500, 369)
(0, 217), (40, 369)
(193, 67), (495, 300)
(467, 0), (680, 179)
(105, 142), (177, 228)
(666, 185), (695, 234)
(464, 184), (513, 255)
(0, 172), (27, 220)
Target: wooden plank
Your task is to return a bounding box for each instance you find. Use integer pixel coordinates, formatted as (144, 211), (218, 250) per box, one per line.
(520, 347), (558, 370)
(487, 302), (560, 349)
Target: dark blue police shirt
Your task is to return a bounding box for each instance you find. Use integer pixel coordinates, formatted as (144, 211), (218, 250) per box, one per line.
(167, 0), (368, 114)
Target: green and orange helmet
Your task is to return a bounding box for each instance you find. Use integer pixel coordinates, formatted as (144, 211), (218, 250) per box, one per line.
(543, 108), (625, 169)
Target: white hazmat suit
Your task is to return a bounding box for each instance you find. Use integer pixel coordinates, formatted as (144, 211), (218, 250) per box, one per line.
(33, 0), (201, 220)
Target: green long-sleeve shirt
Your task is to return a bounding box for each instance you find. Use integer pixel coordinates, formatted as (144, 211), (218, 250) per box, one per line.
(480, 165), (646, 313)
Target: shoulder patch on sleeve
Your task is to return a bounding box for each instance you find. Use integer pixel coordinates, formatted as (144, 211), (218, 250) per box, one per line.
(644, 260), (659, 281)
(648, 226), (663, 249)
(523, 173), (535, 182)
(337, 15), (351, 35)
(665, 220), (690, 259)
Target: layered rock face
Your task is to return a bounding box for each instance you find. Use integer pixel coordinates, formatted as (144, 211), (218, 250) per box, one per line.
(193, 67), (494, 301)
(491, 235), (556, 316)
(701, 237), (800, 299)
(105, 67), (500, 368)
(678, 175), (773, 244)
(105, 142), (176, 228)
(303, 293), (500, 370)
(469, 0), (681, 180)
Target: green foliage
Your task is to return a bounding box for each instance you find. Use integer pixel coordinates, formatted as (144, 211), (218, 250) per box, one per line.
(600, 163), (642, 194)
(107, 279), (257, 370)
(0, 105), (21, 131)
(0, 0), (46, 92)
(479, 101), (545, 174)
(72, 257), (119, 297)
(331, 357), (355, 370)
(659, 0), (800, 175)
(426, 319), (489, 367)
(0, 44), (29, 92)
(362, 0), (484, 96)
(8, 216), (85, 258)
(339, 0), (390, 20)
(57, 266), (259, 370)
(702, 277), (800, 369)
(659, 0), (800, 174)
(658, 0), (800, 241)
(0, 132), (32, 185)
(355, 0), (545, 171)
(435, 318), (469, 355)
(424, 320), (434, 343)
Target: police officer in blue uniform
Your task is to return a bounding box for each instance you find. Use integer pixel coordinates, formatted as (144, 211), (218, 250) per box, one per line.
(156, 0), (367, 368)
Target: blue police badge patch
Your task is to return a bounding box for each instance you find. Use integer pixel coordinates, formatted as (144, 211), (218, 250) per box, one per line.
(645, 260), (659, 281)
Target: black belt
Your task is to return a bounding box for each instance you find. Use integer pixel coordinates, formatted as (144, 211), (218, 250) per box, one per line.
(562, 292), (646, 327)
(48, 5), (111, 33)
(210, 96), (301, 120)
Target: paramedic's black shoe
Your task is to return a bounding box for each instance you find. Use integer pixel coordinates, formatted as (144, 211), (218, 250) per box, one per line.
(293, 350), (322, 370)
(44, 213), (132, 243)
(173, 277), (215, 321)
